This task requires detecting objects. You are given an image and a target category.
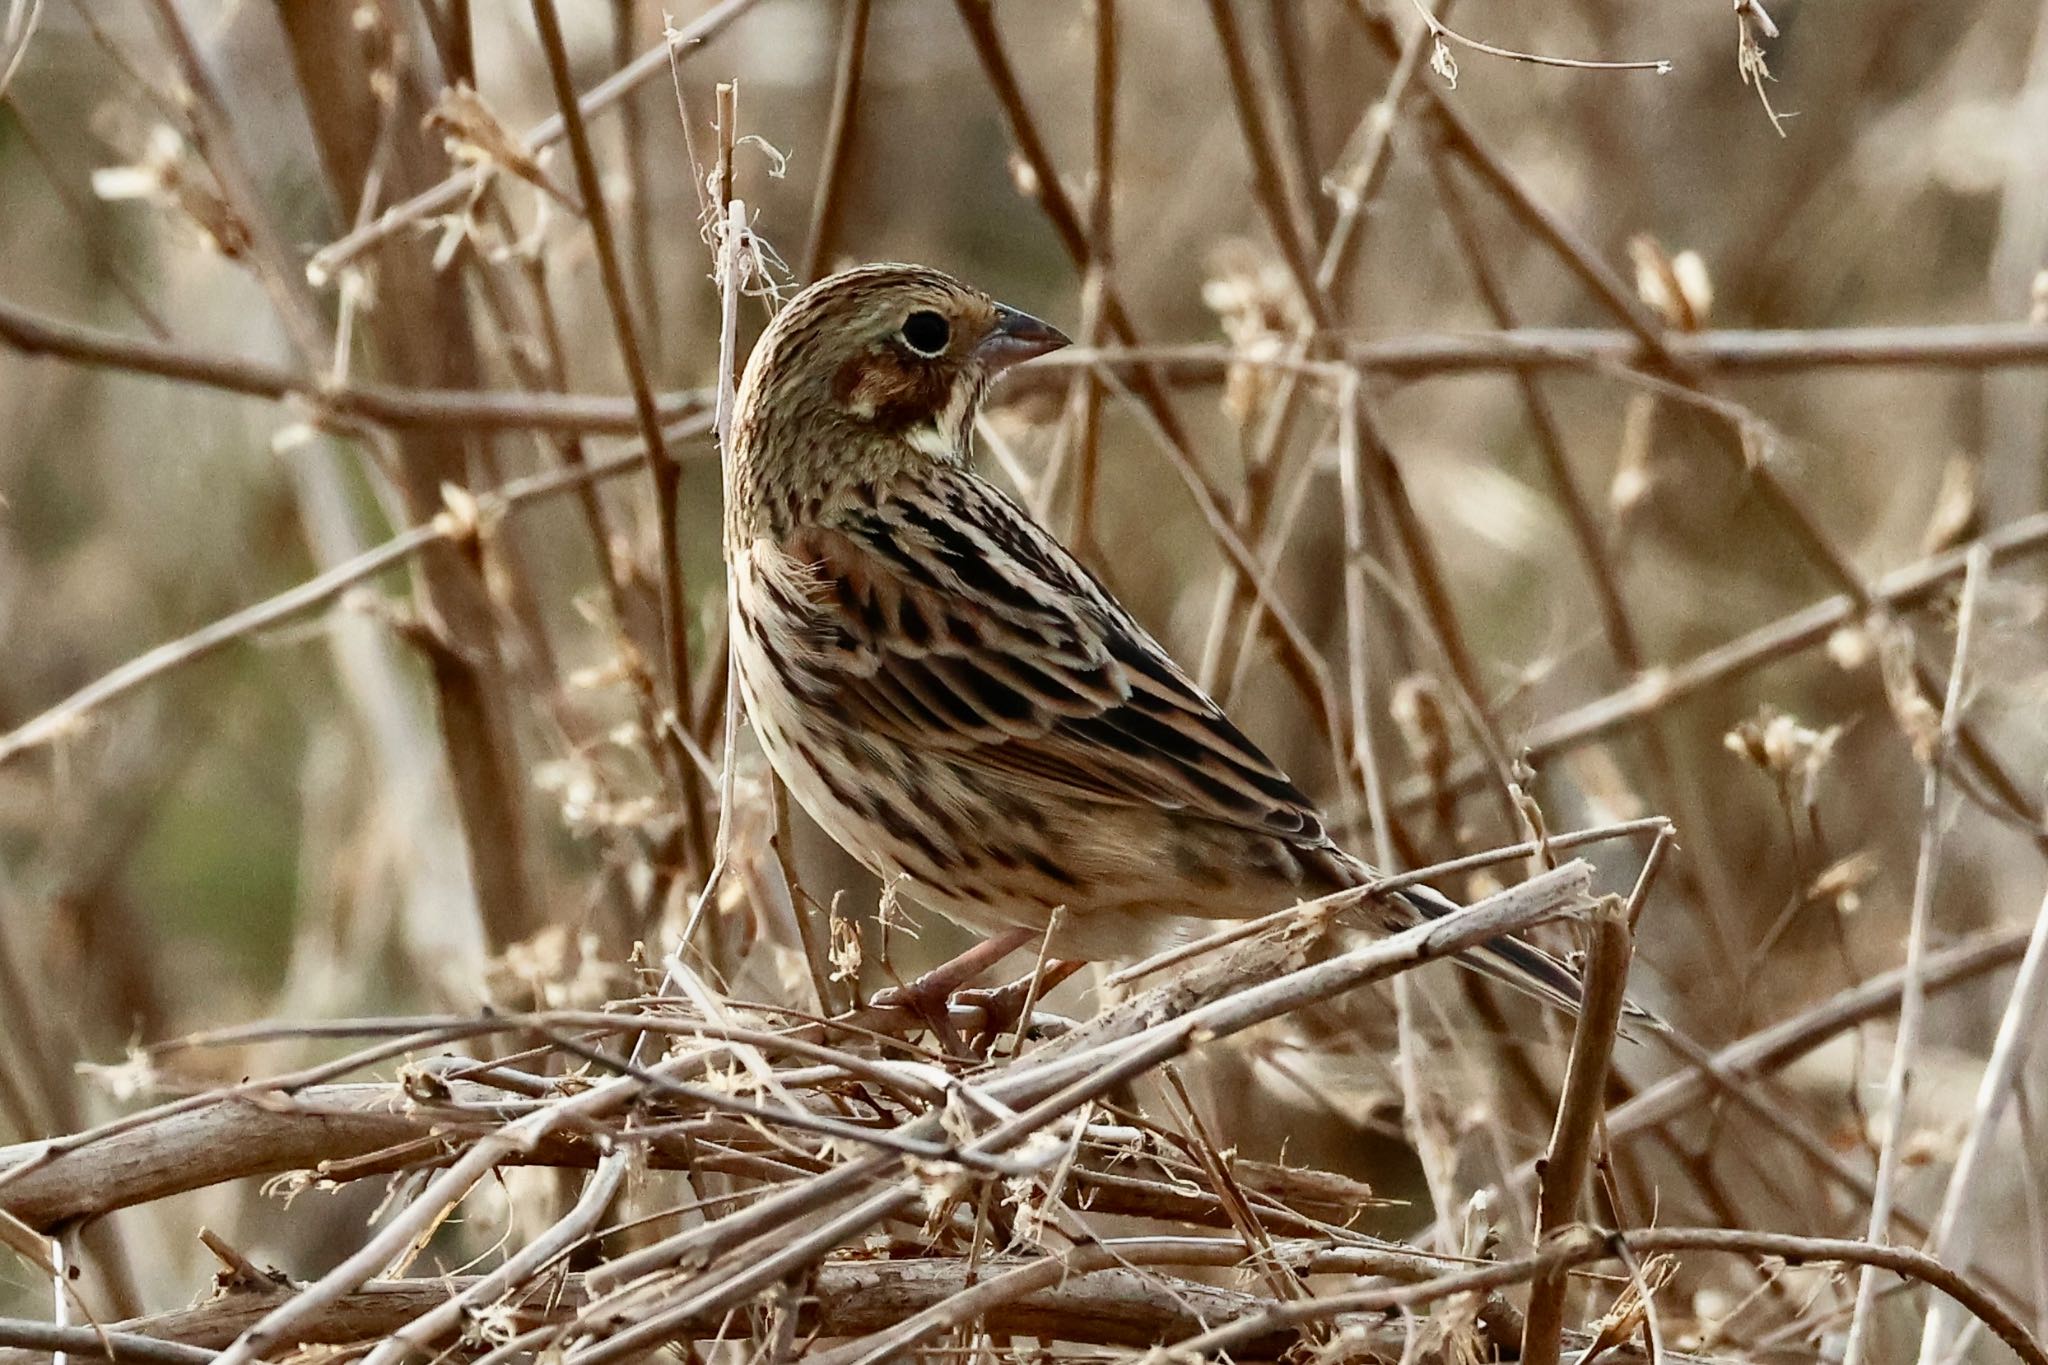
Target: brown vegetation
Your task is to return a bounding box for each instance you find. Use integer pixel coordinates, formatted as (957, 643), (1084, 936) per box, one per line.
(2, 1), (2047, 1361)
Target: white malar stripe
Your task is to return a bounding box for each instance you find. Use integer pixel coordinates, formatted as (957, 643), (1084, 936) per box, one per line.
(904, 420), (957, 461)
(902, 382), (976, 464)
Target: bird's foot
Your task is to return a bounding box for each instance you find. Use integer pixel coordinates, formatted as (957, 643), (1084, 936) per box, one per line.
(866, 927), (1036, 1020)
(947, 959), (1086, 1046)
(860, 933), (1082, 1050)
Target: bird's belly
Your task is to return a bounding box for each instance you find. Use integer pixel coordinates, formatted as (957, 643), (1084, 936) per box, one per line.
(728, 605), (1076, 934)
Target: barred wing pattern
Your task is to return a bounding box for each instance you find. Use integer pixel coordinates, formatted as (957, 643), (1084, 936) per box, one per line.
(794, 475), (1334, 845)
(736, 465), (1584, 1004)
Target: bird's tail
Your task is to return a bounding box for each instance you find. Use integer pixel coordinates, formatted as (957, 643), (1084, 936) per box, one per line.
(1391, 880), (1589, 1017)
(1387, 878), (1661, 1032)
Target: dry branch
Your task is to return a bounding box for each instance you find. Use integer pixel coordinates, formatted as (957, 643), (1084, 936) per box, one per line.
(1523, 901), (1635, 1365)
(0, 1253), (1683, 1365)
(0, 295), (706, 432)
(9, 3), (2048, 1361)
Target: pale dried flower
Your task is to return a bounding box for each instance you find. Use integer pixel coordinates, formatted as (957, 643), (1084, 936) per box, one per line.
(1724, 705), (1843, 798)
(1807, 849), (1880, 916)
(827, 895), (862, 983)
(533, 757), (659, 836)
(1429, 37), (1459, 88)
(1827, 622), (1876, 671)
(77, 1046), (159, 1103)
(1630, 235), (1714, 331)
(92, 124), (253, 259)
(1201, 239), (1304, 424)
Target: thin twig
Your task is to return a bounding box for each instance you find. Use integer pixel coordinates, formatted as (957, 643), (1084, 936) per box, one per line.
(1411, 0), (1671, 81)
(304, 0), (766, 284)
(1523, 899), (1635, 1365)
(1385, 511), (2048, 815)
(1177, 1225), (2047, 1365)
(550, 867), (1595, 1363)
(1916, 882), (2048, 1363)
(1844, 545), (1991, 1365)
(0, 420), (710, 771)
(800, 0), (870, 282)
(529, 0), (710, 881)
(1204, 0), (1328, 328)
(204, 1063), (669, 1365)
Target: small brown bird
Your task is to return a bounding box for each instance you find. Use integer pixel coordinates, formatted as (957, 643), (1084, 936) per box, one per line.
(725, 263), (1576, 1003)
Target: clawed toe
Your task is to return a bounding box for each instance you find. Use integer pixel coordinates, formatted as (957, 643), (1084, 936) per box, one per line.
(862, 958), (1085, 1047)
(866, 979), (944, 1016)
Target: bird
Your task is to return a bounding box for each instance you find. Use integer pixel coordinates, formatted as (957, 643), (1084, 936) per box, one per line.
(722, 262), (1581, 1009)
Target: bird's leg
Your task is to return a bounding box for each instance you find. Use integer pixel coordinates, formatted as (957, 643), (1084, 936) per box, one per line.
(953, 958), (1086, 1047)
(867, 927), (1037, 1020)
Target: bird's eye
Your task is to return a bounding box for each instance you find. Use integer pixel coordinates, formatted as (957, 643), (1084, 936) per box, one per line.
(900, 309), (951, 356)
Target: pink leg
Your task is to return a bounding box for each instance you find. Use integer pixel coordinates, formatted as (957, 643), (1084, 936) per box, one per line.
(955, 957), (1088, 1039)
(867, 927), (1037, 1017)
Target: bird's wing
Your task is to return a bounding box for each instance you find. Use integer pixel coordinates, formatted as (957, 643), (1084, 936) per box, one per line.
(775, 471), (1331, 846)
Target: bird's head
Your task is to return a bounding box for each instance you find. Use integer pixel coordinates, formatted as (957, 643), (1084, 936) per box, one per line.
(728, 264), (1068, 532)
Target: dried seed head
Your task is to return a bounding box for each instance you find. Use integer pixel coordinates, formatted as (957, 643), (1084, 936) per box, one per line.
(1875, 623), (1945, 764)
(1807, 849), (1879, 916)
(1630, 235), (1713, 331)
(1202, 239), (1302, 424)
(1390, 674), (1453, 774)
(427, 84), (561, 202)
(91, 124), (253, 260)
(1611, 393), (1659, 519)
(1724, 705), (1843, 789)
(1827, 622), (1876, 671)
(1007, 150), (1038, 199)
(487, 926), (617, 1009)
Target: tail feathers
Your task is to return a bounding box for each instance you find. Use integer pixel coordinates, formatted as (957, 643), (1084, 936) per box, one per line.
(1394, 883), (1587, 1015)
(1392, 882), (1663, 1034)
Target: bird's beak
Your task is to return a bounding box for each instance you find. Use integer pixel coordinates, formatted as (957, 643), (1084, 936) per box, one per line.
(976, 304), (1070, 372)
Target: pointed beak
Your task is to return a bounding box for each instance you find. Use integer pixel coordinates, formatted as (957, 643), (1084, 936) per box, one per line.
(976, 304), (1070, 372)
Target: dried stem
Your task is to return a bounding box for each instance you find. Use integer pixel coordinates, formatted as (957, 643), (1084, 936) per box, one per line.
(304, 0), (765, 283)
(1522, 900), (1635, 1365)
(1844, 545), (1992, 1365)
(1917, 882), (2048, 1362)
(530, 0), (712, 880)
(800, 0), (870, 282)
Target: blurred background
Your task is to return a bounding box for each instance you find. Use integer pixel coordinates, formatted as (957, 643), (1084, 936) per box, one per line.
(2, 0), (2047, 1356)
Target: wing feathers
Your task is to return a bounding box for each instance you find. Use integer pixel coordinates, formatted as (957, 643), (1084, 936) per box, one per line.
(770, 471), (1331, 848)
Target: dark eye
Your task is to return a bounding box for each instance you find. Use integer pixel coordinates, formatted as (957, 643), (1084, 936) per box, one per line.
(900, 309), (950, 356)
